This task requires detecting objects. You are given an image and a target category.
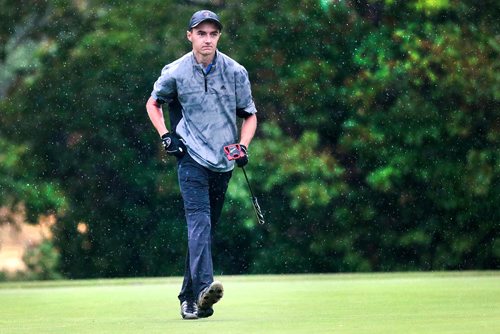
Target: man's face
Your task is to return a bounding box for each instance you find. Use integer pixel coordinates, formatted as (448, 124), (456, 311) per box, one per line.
(187, 21), (221, 57)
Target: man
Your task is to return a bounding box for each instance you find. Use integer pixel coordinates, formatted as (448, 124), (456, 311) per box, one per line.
(146, 10), (257, 320)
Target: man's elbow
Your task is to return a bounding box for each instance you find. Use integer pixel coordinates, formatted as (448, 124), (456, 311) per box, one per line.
(146, 96), (161, 110)
(248, 113), (257, 123)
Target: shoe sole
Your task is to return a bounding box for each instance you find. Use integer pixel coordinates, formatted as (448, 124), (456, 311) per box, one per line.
(197, 307), (214, 318)
(198, 281), (224, 310)
(182, 313), (198, 320)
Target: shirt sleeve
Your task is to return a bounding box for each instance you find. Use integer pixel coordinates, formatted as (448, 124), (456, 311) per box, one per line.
(151, 65), (176, 104)
(235, 66), (257, 118)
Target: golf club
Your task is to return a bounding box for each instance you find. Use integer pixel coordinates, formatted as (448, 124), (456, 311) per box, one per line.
(224, 144), (266, 224)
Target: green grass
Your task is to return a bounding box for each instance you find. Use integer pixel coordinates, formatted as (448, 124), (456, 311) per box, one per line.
(0, 272), (499, 334)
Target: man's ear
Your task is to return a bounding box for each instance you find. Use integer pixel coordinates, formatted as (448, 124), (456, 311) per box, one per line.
(186, 30), (192, 42)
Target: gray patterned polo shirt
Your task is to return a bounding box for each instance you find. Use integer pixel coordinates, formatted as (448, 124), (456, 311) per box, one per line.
(151, 50), (257, 172)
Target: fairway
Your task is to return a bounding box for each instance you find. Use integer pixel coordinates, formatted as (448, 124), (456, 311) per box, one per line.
(0, 272), (498, 334)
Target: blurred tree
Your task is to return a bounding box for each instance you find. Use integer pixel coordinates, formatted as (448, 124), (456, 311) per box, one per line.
(0, 0), (498, 278)
(0, 0), (60, 98)
(0, 137), (67, 223)
(340, 5), (500, 269)
(220, 0), (381, 272)
(1, 0), (244, 278)
(0, 1), (68, 224)
(222, 0), (499, 271)
(22, 239), (63, 280)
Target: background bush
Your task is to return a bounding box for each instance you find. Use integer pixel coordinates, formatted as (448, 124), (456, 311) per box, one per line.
(0, 0), (498, 278)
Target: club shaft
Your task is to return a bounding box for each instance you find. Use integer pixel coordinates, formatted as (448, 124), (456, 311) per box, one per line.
(241, 167), (265, 224)
(241, 167), (256, 199)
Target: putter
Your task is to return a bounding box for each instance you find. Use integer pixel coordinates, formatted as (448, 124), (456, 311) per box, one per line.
(224, 144), (266, 224)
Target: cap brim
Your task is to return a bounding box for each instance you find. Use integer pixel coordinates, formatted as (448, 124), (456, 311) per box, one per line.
(190, 19), (222, 30)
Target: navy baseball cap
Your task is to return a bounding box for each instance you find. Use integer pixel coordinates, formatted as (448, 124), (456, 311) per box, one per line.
(188, 10), (223, 31)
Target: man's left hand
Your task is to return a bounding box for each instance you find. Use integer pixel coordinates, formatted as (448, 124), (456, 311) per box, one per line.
(235, 144), (248, 167)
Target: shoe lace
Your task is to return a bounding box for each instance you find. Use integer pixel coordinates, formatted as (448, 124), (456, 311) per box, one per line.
(182, 301), (198, 314)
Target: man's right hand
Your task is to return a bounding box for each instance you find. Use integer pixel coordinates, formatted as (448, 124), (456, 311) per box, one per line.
(161, 133), (186, 158)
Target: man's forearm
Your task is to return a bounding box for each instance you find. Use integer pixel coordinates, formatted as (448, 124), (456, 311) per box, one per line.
(146, 96), (169, 137)
(239, 114), (257, 147)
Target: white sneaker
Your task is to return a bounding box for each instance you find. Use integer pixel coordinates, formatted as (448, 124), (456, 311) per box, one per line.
(180, 300), (198, 320)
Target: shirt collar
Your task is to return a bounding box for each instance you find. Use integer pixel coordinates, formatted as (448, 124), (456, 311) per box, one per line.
(191, 50), (219, 70)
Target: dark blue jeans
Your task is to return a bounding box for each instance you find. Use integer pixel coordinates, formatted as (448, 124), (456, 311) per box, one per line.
(177, 153), (232, 303)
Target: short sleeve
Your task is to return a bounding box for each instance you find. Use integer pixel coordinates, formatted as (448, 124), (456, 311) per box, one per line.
(235, 66), (257, 117)
(151, 65), (176, 104)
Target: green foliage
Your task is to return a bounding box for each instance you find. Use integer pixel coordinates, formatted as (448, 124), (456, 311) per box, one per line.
(0, 138), (67, 222)
(1, 0), (193, 277)
(0, 0), (498, 278)
(339, 6), (499, 270)
(22, 239), (63, 280)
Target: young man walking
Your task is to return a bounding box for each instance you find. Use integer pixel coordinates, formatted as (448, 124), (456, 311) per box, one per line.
(146, 10), (257, 320)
